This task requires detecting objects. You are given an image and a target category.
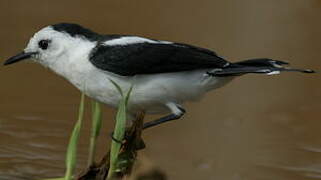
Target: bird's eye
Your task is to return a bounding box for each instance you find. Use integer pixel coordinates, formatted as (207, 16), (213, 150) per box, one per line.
(38, 39), (50, 50)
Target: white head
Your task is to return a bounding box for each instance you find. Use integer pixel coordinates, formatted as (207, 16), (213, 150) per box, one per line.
(4, 23), (99, 68)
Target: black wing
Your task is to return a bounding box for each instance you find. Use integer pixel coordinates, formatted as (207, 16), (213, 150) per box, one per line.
(89, 41), (230, 76)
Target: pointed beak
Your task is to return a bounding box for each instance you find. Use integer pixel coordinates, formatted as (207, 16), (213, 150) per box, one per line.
(4, 51), (38, 66)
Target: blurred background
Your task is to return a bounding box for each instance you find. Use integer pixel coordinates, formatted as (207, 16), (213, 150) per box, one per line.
(0, 0), (320, 179)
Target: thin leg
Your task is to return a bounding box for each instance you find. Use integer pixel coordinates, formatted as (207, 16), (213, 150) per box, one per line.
(109, 103), (185, 141)
(143, 104), (185, 130)
(142, 113), (183, 129)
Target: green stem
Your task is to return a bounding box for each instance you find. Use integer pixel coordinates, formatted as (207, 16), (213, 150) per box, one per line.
(107, 86), (132, 179)
(87, 100), (102, 167)
(64, 93), (85, 180)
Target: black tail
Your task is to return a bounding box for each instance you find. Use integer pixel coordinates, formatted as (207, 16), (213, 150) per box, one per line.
(207, 58), (315, 76)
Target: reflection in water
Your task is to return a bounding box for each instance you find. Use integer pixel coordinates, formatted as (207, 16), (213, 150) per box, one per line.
(0, 0), (320, 179)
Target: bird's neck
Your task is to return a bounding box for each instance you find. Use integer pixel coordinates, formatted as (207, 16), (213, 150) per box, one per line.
(47, 40), (97, 90)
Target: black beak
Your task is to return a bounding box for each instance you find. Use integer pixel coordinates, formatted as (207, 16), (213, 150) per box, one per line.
(4, 51), (38, 66)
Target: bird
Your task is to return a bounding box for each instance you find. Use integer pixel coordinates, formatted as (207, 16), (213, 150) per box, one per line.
(4, 23), (315, 129)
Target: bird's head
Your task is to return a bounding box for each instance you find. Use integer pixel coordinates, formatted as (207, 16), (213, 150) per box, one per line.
(4, 23), (99, 67)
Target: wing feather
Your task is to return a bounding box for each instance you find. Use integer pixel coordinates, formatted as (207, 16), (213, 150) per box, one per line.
(89, 39), (229, 76)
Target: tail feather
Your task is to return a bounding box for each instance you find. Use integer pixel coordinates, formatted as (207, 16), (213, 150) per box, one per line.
(207, 58), (315, 76)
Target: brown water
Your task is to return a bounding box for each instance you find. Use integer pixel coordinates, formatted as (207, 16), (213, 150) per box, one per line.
(0, 0), (320, 179)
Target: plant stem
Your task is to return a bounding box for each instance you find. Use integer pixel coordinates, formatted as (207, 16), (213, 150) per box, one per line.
(87, 100), (102, 167)
(64, 93), (85, 180)
(107, 86), (132, 179)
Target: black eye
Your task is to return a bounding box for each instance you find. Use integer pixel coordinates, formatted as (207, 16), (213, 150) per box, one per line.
(38, 39), (50, 50)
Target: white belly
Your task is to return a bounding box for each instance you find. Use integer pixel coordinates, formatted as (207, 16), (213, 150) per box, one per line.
(81, 69), (233, 114)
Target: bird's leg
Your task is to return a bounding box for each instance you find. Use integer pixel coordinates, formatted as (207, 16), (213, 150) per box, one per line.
(142, 113), (184, 129)
(143, 103), (185, 130)
(109, 103), (185, 141)
(110, 113), (185, 142)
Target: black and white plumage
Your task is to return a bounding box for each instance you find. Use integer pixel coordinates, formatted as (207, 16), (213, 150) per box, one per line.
(4, 23), (314, 128)
(89, 42), (228, 76)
